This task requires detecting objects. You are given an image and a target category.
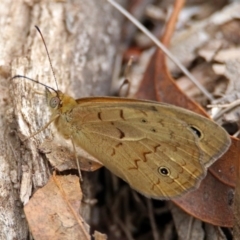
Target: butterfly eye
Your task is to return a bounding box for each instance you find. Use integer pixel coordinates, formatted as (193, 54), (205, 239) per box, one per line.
(50, 96), (60, 109)
(141, 119), (147, 123)
(189, 126), (202, 139)
(159, 167), (170, 176)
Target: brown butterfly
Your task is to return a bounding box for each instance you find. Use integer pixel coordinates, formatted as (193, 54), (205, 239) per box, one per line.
(11, 26), (231, 199)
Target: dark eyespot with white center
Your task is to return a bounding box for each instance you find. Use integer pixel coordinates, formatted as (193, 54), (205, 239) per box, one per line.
(190, 126), (202, 139)
(158, 167), (170, 176)
(50, 97), (60, 109)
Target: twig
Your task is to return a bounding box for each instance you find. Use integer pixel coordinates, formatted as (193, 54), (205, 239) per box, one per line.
(107, 0), (214, 101)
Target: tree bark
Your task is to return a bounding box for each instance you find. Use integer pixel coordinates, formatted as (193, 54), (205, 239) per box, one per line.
(0, 0), (125, 238)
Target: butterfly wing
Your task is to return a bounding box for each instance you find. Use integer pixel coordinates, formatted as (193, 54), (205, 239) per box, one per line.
(65, 98), (230, 199)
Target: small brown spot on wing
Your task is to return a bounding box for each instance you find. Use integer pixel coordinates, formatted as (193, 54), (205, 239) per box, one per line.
(179, 166), (184, 174)
(181, 159), (186, 166)
(120, 109), (125, 120)
(129, 159), (141, 170)
(116, 127), (125, 139)
(97, 112), (102, 121)
(180, 181), (192, 191)
(174, 173), (180, 179)
(154, 144), (161, 152)
(115, 143), (123, 148)
(151, 178), (160, 190)
(143, 151), (151, 162)
(151, 106), (158, 112)
(172, 142), (180, 152)
(169, 130), (175, 139)
(139, 110), (148, 116)
(158, 119), (164, 127)
(189, 168), (202, 180)
(111, 148), (116, 156)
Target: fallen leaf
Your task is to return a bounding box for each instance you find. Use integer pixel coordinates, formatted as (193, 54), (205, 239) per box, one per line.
(24, 175), (90, 240)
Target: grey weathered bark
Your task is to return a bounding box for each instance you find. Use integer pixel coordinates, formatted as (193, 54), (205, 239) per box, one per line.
(0, 0), (125, 238)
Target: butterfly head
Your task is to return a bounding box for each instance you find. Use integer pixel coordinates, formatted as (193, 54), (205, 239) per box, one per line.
(45, 88), (78, 114)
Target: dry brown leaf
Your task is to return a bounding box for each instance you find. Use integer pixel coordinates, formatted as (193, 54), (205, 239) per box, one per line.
(170, 202), (227, 240)
(168, 2), (240, 74)
(233, 144), (240, 238)
(24, 175), (90, 240)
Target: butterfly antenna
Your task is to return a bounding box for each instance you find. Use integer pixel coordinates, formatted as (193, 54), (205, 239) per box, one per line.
(11, 75), (58, 94)
(35, 25), (59, 91)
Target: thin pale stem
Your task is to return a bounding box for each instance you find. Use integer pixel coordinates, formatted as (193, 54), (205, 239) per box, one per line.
(107, 0), (214, 101)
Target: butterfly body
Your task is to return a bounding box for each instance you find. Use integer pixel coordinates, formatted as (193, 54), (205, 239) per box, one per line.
(46, 89), (231, 200)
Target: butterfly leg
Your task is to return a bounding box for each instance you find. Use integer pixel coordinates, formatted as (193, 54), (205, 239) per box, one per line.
(70, 137), (83, 181)
(23, 114), (59, 141)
